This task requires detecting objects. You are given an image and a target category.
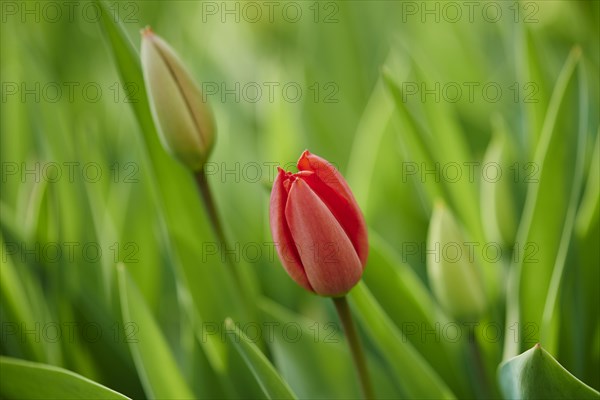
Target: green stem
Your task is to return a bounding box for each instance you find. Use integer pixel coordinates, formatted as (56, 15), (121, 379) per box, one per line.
(194, 170), (243, 292)
(194, 170), (271, 355)
(333, 296), (374, 400)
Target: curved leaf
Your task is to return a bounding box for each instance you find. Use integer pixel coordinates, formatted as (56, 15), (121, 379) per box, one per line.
(225, 318), (297, 400)
(349, 282), (455, 399)
(117, 264), (194, 399)
(0, 356), (130, 400)
(498, 344), (599, 399)
(504, 47), (583, 358)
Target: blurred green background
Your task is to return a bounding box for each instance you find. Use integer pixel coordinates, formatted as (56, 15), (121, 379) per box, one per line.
(1, 1), (599, 399)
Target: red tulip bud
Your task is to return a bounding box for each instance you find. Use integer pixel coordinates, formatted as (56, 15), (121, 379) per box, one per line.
(269, 150), (368, 297)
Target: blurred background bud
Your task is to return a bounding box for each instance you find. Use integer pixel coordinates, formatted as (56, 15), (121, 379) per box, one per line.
(480, 116), (520, 247)
(141, 27), (215, 171)
(427, 201), (487, 320)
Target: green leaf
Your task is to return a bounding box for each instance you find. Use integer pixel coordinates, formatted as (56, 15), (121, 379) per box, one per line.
(504, 47), (583, 358)
(573, 127), (600, 387)
(498, 344), (600, 399)
(0, 356), (130, 400)
(562, 128), (600, 387)
(410, 56), (483, 246)
(540, 61), (589, 354)
(385, 45), (483, 243)
(224, 318), (297, 400)
(0, 234), (46, 361)
(516, 26), (551, 156)
(345, 78), (395, 209)
(349, 282), (455, 399)
(382, 68), (443, 208)
(116, 264), (194, 399)
(259, 299), (360, 398)
(259, 298), (401, 399)
(576, 129), (600, 238)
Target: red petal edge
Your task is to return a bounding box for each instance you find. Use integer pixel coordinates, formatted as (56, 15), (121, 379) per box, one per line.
(297, 151), (368, 267)
(269, 168), (314, 292)
(285, 178), (363, 296)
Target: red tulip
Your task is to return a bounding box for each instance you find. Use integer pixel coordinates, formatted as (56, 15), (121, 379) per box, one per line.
(270, 150), (368, 297)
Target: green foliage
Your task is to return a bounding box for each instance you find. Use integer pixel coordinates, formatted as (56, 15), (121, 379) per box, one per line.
(225, 318), (297, 400)
(499, 344), (600, 399)
(1, 1), (598, 399)
(117, 264), (194, 399)
(0, 357), (130, 399)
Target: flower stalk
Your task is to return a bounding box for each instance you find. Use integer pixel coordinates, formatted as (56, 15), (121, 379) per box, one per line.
(194, 170), (243, 291)
(333, 296), (374, 400)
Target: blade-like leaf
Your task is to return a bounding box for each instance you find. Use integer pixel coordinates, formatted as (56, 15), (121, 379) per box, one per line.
(225, 318), (297, 400)
(571, 128), (600, 387)
(0, 356), (130, 400)
(349, 282), (455, 399)
(540, 61), (588, 353)
(516, 25), (551, 155)
(116, 264), (194, 399)
(0, 234), (46, 361)
(576, 128), (600, 239)
(382, 68), (444, 207)
(504, 47), (583, 358)
(345, 78), (395, 209)
(498, 344), (600, 399)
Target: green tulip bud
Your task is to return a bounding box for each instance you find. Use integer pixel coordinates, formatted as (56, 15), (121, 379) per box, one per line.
(480, 117), (519, 246)
(427, 201), (487, 320)
(141, 27), (215, 171)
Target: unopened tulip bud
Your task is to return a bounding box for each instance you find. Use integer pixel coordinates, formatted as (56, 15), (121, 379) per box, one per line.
(141, 27), (215, 171)
(427, 201), (486, 320)
(481, 122), (518, 246)
(269, 151), (368, 297)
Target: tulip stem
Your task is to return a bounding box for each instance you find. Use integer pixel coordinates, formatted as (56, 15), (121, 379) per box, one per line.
(333, 296), (374, 400)
(194, 170), (242, 290)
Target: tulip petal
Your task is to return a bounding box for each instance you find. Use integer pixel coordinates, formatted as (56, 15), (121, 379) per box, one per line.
(285, 178), (363, 296)
(297, 151), (368, 266)
(269, 169), (314, 292)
